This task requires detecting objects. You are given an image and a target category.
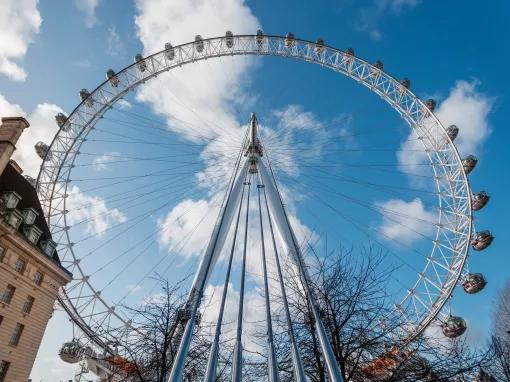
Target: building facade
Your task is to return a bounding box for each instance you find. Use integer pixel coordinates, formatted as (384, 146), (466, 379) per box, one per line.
(0, 117), (72, 382)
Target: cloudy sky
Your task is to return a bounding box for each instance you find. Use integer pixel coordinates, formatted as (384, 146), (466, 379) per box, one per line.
(0, 0), (509, 380)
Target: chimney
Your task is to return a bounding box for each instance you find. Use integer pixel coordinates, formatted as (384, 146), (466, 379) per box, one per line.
(0, 117), (29, 174)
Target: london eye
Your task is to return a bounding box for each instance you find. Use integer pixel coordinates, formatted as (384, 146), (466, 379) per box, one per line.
(34, 32), (492, 381)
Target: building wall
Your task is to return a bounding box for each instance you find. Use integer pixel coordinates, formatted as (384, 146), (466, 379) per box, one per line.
(0, 222), (71, 382)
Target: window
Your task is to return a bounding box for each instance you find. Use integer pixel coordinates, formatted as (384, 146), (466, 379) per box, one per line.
(33, 271), (44, 286)
(22, 296), (35, 314)
(23, 225), (43, 245)
(0, 246), (5, 262)
(2, 190), (21, 209)
(14, 258), (26, 274)
(41, 240), (57, 257)
(9, 323), (24, 346)
(5, 209), (23, 229)
(0, 315), (3, 325)
(1, 285), (15, 304)
(0, 361), (10, 382)
(22, 208), (38, 225)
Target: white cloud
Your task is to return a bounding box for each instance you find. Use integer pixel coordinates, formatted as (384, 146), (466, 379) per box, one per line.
(435, 80), (493, 156)
(134, 0), (259, 141)
(261, 105), (347, 178)
(0, 0), (41, 81)
(375, 197), (435, 245)
(116, 99), (132, 110)
(357, 0), (421, 40)
(66, 185), (127, 236)
(202, 283), (266, 352)
(397, 79), (494, 178)
(75, 0), (100, 28)
(0, 93), (24, 115)
(0, 93), (61, 177)
(127, 283), (142, 293)
(1, 93), (125, 237)
(158, 198), (221, 258)
(390, 0), (420, 12)
(93, 151), (120, 171)
(106, 26), (123, 56)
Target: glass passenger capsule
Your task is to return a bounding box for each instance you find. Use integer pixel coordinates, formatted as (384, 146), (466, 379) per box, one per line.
(471, 191), (490, 211)
(106, 69), (119, 87)
(79, 88), (93, 107)
(441, 315), (467, 338)
(34, 141), (52, 160)
(165, 43), (175, 60)
(55, 113), (67, 128)
(255, 29), (265, 46)
(462, 273), (487, 294)
(134, 54), (147, 72)
(400, 77), (411, 93)
(471, 230), (494, 251)
(373, 60), (384, 70)
(59, 341), (82, 364)
(195, 35), (204, 53)
(425, 98), (436, 112)
(462, 155), (478, 174)
(285, 32), (295, 48)
(315, 38), (325, 54)
(225, 30), (234, 48)
(446, 124), (459, 141)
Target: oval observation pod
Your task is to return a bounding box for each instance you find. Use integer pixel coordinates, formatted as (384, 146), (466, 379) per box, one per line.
(255, 29), (265, 46)
(425, 98), (436, 112)
(446, 124), (459, 141)
(399, 78), (411, 90)
(462, 155), (478, 174)
(225, 30), (234, 48)
(55, 113), (67, 128)
(59, 341), (82, 364)
(134, 54), (147, 72)
(345, 47), (355, 56)
(441, 316), (467, 338)
(471, 230), (494, 251)
(106, 69), (119, 87)
(285, 32), (295, 48)
(373, 60), (384, 70)
(35, 141), (52, 160)
(315, 38), (325, 54)
(195, 35), (204, 53)
(164, 43), (175, 61)
(462, 273), (487, 294)
(472, 191), (490, 211)
(79, 88), (93, 107)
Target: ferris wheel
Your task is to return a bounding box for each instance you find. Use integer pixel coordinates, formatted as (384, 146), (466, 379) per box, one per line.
(35, 32), (493, 381)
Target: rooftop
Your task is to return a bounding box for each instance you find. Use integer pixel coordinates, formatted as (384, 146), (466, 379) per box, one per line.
(0, 160), (68, 272)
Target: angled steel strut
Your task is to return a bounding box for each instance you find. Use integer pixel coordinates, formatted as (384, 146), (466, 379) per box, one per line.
(168, 113), (343, 382)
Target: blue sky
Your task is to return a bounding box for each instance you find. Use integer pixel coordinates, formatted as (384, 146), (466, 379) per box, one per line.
(0, 0), (509, 380)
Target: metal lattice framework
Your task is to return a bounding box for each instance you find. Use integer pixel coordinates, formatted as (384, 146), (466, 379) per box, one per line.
(37, 34), (474, 362)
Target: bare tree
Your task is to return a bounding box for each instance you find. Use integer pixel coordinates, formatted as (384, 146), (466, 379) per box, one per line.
(488, 280), (510, 380)
(115, 276), (210, 382)
(271, 244), (493, 382)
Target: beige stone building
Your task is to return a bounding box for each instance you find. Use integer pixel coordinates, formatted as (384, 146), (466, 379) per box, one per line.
(0, 117), (72, 382)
